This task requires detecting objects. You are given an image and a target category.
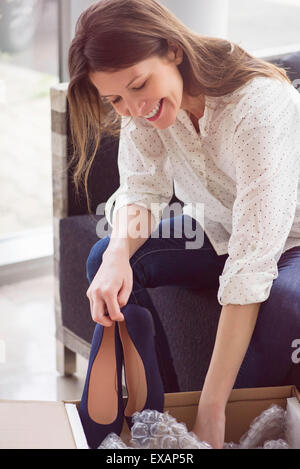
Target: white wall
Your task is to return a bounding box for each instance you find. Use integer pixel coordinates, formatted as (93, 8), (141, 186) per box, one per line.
(158, 0), (229, 37)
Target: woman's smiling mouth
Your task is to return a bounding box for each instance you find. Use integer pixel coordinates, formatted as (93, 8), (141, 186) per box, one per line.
(145, 98), (164, 121)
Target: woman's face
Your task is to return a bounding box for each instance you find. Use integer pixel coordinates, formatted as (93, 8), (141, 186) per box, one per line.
(89, 45), (191, 129)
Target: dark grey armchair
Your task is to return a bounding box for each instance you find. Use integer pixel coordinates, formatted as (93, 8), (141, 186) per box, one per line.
(50, 50), (300, 393)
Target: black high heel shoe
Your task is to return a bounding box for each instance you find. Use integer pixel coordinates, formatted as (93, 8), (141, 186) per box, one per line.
(118, 304), (165, 430)
(79, 322), (124, 449)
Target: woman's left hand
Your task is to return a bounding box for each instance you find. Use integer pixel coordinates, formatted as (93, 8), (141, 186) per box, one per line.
(191, 403), (226, 449)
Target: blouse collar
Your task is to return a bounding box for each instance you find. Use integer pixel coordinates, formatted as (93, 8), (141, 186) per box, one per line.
(176, 96), (215, 137)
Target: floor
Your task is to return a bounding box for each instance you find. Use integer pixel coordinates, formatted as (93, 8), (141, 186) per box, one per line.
(0, 267), (88, 402)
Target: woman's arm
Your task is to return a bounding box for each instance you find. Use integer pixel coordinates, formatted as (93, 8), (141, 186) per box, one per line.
(192, 302), (261, 448)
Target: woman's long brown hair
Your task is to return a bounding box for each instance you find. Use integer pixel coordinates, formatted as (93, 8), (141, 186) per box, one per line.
(67, 0), (290, 213)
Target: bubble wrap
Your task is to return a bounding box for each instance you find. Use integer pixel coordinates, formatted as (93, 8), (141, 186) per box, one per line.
(238, 404), (287, 449)
(129, 409), (212, 449)
(98, 433), (131, 449)
(224, 404), (290, 449)
(98, 409), (212, 449)
(98, 405), (291, 449)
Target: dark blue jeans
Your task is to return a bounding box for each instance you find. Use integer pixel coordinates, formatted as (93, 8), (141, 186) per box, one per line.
(86, 214), (300, 392)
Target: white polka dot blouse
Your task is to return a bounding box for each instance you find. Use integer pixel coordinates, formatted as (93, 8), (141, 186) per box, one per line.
(105, 76), (300, 306)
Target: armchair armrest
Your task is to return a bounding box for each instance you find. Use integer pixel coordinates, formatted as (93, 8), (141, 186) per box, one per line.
(50, 83), (69, 220)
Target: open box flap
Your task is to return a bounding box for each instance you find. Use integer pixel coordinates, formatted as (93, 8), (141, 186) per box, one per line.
(64, 403), (89, 449)
(0, 400), (77, 449)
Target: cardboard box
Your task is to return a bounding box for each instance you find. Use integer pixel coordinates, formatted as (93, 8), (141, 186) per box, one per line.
(0, 385), (299, 449)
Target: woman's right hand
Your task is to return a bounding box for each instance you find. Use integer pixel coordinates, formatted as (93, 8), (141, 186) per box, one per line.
(86, 250), (133, 327)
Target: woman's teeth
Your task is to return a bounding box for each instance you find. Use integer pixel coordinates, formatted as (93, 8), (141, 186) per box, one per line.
(144, 99), (162, 119)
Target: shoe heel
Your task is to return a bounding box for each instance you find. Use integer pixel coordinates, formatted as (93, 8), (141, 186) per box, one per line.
(118, 304), (164, 430)
(79, 322), (124, 448)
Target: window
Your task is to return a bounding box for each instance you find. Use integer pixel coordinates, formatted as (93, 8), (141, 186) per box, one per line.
(0, 0), (59, 265)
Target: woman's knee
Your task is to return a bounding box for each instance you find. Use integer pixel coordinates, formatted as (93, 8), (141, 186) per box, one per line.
(86, 235), (111, 283)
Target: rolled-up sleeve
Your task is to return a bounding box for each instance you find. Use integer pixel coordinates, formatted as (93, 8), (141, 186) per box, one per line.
(104, 118), (174, 232)
(218, 79), (300, 305)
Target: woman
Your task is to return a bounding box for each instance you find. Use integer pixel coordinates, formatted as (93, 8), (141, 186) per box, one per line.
(67, 0), (300, 449)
